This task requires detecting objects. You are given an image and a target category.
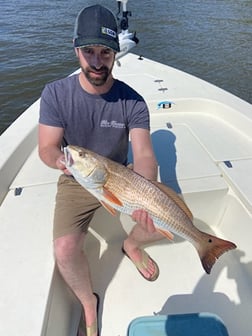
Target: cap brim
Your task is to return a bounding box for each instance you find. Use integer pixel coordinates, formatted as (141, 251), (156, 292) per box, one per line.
(74, 37), (120, 52)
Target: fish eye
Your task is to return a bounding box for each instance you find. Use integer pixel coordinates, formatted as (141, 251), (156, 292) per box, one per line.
(78, 151), (83, 157)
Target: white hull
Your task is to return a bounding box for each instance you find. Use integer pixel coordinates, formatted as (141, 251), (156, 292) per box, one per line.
(0, 53), (251, 336)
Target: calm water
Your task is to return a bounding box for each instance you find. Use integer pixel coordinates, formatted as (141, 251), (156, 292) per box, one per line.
(0, 0), (251, 135)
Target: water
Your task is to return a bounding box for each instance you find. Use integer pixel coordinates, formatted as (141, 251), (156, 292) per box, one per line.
(1, 0), (251, 135)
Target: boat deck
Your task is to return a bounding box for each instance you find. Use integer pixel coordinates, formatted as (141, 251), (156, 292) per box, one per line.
(0, 54), (252, 336)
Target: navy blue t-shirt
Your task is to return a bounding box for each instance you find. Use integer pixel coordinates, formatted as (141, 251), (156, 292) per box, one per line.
(39, 75), (150, 165)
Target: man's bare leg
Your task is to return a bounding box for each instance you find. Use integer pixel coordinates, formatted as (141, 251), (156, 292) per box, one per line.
(54, 232), (98, 334)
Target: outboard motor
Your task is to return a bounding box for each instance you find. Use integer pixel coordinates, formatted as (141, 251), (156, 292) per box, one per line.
(115, 0), (139, 60)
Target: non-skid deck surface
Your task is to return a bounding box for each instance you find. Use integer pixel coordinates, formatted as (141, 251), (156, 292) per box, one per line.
(10, 147), (60, 189)
(0, 183), (56, 336)
(219, 159), (252, 212)
(149, 110), (252, 210)
(86, 202), (252, 336)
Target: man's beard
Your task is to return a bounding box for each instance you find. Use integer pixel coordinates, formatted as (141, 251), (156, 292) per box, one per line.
(81, 65), (111, 86)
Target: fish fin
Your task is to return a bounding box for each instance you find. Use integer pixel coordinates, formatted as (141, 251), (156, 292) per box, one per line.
(197, 233), (237, 274)
(157, 228), (174, 241)
(152, 181), (193, 220)
(102, 187), (123, 206)
(100, 201), (117, 216)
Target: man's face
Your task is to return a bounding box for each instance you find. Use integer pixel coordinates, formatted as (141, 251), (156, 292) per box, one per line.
(77, 46), (115, 86)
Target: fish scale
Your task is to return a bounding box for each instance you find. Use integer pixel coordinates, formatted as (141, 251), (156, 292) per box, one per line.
(64, 145), (237, 274)
(104, 164), (195, 238)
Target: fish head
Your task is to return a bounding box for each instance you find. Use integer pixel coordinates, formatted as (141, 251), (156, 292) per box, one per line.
(64, 145), (108, 189)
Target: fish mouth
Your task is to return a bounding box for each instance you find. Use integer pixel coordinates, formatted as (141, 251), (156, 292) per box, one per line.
(64, 147), (74, 167)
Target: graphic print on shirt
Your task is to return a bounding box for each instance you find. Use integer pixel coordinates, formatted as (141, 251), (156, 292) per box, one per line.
(100, 119), (126, 129)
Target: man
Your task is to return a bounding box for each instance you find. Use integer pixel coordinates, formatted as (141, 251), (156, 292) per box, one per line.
(38, 4), (163, 336)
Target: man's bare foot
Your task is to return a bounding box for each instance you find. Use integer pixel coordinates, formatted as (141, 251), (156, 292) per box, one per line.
(122, 244), (159, 281)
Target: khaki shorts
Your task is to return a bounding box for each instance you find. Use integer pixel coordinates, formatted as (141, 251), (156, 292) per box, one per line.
(53, 174), (101, 240)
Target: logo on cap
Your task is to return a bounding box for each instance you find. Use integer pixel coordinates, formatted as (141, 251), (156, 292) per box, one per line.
(101, 27), (117, 39)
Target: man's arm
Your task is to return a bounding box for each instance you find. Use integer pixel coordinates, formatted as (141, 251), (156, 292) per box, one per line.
(38, 124), (68, 174)
(130, 128), (158, 232)
(130, 128), (158, 181)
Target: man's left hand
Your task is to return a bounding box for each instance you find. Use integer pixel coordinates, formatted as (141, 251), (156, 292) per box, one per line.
(131, 209), (156, 233)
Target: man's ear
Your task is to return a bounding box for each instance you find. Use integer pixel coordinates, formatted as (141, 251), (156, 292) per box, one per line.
(74, 47), (79, 58)
(73, 39), (79, 57)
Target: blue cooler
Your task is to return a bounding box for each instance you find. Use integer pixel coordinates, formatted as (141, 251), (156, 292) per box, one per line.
(127, 313), (229, 336)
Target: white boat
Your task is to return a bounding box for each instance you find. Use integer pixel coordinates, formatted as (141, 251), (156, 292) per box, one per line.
(1, 2), (251, 336)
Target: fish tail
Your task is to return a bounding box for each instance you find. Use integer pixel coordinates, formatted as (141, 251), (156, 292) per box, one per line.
(197, 233), (236, 274)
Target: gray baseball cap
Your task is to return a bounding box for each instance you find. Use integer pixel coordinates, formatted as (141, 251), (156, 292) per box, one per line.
(73, 4), (120, 52)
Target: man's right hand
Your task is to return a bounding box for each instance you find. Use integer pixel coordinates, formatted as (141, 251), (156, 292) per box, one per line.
(56, 155), (71, 175)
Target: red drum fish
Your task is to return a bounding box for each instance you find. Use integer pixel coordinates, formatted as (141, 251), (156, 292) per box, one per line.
(64, 145), (236, 274)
